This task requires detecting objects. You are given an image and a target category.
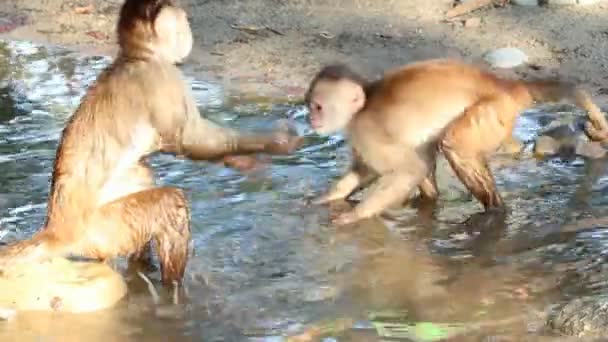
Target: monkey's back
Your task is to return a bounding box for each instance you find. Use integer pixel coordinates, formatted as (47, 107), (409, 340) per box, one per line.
(359, 59), (518, 146)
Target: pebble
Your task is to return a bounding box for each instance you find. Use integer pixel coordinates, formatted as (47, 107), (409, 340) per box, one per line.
(483, 47), (529, 69)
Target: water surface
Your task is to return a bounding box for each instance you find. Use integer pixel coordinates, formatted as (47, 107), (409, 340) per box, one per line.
(0, 40), (607, 341)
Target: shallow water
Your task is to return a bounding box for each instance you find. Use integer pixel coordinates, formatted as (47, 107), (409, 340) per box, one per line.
(0, 40), (607, 341)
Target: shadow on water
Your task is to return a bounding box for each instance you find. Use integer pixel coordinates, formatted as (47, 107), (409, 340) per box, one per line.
(0, 39), (607, 341)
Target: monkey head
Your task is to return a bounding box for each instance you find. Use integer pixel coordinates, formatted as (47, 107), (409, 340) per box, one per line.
(305, 64), (367, 136)
(117, 0), (193, 64)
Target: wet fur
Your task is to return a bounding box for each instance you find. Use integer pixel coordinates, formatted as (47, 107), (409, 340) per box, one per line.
(0, 0), (302, 285)
(306, 59), (608, 224)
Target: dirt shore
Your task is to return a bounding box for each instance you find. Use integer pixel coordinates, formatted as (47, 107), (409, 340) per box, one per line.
(0, 0), (607, 103)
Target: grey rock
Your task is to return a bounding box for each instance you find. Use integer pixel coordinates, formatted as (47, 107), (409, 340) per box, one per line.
(512, 0), (539, 5)
(534, 135), (561, 157)
(575, 140), (607, 159)
(483, 47), (529, 69)
(548, 296), (608, 337)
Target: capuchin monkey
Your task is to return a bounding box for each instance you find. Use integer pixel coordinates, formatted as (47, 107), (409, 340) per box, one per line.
(0, 0), (303, 285)
(305, 59), (608, 225)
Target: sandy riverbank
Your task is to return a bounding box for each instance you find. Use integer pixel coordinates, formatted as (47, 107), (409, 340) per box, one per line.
(0, 0), (607, 102)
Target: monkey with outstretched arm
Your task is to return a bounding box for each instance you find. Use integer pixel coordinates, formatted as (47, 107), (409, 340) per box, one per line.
(304, 59), (608, 225)
(0, 0), (303, 286)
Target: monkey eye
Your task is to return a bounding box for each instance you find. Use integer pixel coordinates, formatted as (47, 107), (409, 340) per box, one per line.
(312, 102), (323, 112)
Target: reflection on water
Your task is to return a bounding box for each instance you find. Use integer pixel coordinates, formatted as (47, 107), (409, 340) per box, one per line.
(0, 39), (607, 341)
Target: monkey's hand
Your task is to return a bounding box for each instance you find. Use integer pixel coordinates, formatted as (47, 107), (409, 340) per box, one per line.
(263, 131), (305, 155)
(584, 119), (608, 142)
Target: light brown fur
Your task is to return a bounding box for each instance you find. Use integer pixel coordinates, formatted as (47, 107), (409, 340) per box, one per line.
(0, 0), (302, 285)
(305, 59), (608, 225)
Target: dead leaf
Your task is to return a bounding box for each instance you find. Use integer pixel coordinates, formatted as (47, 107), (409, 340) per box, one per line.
(74, 4), (95, 14)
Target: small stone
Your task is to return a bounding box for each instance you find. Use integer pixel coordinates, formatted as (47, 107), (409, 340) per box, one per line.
(483, 47), (529, 69)
(512, 0), (539, 5)
(463, 17), (481, 28)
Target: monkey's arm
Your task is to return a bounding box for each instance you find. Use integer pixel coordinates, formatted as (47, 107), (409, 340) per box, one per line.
(313, 150), (376, 204)
(159, 91), (303, 162)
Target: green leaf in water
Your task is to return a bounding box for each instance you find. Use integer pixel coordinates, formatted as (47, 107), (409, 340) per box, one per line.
(370, 321), (467, 342)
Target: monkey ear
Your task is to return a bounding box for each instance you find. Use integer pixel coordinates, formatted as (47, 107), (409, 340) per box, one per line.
(154, 7), (193, 63)
(154, 7), (179, 39)
(352, 84), (366, 112)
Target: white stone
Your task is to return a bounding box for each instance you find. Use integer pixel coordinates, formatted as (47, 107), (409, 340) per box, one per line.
(483, 47), (529, 69)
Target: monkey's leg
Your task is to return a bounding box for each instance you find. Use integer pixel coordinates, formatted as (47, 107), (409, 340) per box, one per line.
(313, 171), (370, 204)
(333, 170), (425, 226)
(411, 147), (440, 207)
(417, 160), (439, 201)
(440, 96), (519, 211)
(84, 187), (191, 286)
(313, 156), (376, 204)
(128, 241), (157, 272)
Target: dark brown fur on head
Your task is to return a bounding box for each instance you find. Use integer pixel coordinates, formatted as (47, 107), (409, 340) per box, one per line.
(305, 64), (369, 104)
(117, 0), (175, 57)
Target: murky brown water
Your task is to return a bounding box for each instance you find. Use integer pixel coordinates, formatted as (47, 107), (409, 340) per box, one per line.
(0, 40), (607, 341)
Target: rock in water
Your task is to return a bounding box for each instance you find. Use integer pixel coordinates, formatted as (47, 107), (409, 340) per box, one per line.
(534, 135), (561, 157)
(0, 257), (127, 313)
(483, 48), (529, 68)
(549, 296), (608, 337)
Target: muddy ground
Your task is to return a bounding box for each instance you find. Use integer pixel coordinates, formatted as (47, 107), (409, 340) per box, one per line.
(0, 0), (607, 102)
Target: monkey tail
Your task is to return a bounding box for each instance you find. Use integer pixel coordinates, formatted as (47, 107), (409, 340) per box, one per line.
(0, 229), (65, 269)
(523, 80), (608, 142)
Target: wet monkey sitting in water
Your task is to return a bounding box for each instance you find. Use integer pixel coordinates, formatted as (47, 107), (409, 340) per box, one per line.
(305, 59), (608, 225)
(0, 0), (302, 285)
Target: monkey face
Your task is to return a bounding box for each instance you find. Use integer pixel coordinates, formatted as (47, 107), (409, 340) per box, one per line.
(306, 79), (366, 135)
(154, 6), (193, 64)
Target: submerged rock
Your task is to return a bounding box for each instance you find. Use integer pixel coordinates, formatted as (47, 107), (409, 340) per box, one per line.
(483, 47), (529, 69)
(534, 135), (561, 157)
(548, 296), (608, 337)
(533, 117), (607, 159)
